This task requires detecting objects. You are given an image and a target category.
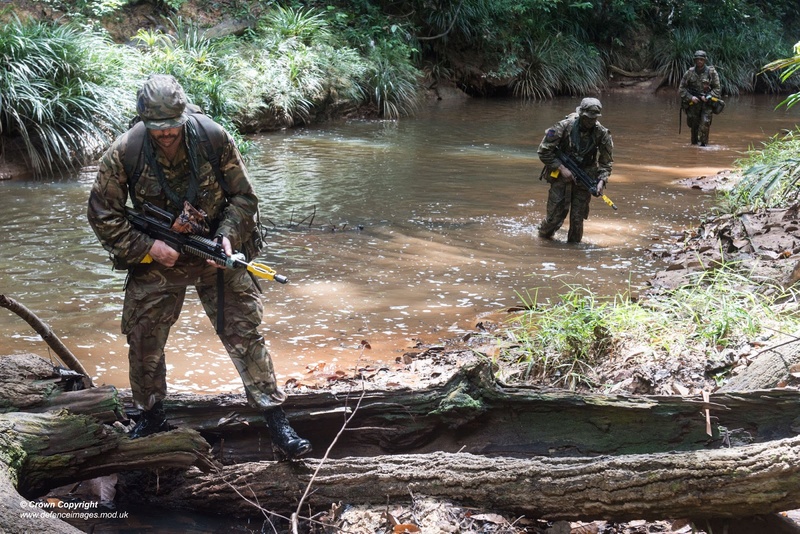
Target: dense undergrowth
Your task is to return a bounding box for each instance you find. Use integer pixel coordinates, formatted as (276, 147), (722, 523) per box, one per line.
(2, 0), (800, 177)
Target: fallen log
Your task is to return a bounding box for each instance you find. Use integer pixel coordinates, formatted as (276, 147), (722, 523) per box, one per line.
(5, 352), (800, 529)
(0, 411), (216, 533)
(0, 412), (215, 498)
(0, 354), (119, 422)
(126, 435), (800, 523)
(146, 357), (800, 462)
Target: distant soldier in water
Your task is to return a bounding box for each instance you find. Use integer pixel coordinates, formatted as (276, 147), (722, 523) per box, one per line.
(537, 97), (613, 244)
(679, 50), (721, 146)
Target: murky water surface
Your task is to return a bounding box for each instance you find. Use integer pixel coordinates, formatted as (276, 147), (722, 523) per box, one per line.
(0, 93), (796, 392)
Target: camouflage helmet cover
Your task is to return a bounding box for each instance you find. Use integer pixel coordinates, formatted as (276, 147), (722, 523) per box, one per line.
(576, 97), (602, 118)
(136, 74), (189, 130)
(693, 50), (708, 59)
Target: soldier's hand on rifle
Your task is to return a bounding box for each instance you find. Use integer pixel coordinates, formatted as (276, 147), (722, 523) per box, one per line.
(149, 239), (179, 267)
(691, 95), (700, 104)
(596, 179), (606, 196)
(208, 236), (233, 270)
(558, 164), (575, 183)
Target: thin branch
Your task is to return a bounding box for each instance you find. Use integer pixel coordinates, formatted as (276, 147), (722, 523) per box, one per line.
(417, 0), (464, 41)
(0, 294), (93, 386)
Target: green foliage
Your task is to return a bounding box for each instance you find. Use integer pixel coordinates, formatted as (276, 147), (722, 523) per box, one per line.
(362, 39), (420, 119)
(508, 35), (604, 99)
(503, 266), (800, 390)
(505, 285), (613, 390)
(652, 24), (796, 95)
(239, 6), (370, 125)
(763, 40), (800, 109)
(0, 16), (131, 177)
(723, 128), (800, 212)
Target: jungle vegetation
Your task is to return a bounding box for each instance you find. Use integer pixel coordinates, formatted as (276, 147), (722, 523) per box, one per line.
(1, 0), (799, 177)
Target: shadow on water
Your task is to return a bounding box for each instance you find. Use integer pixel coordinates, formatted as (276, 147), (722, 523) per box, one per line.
(0, 92), (797, 393)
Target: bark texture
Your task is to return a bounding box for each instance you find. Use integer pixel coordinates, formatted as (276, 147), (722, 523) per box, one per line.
(720, 335), (800, 392)
(128, 436), (800, 522)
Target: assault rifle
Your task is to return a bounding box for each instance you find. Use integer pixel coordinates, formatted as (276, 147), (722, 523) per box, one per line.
(127, 202), (288, 284)
(552, 151), (618, 211)
(679, 88), (725, 133)
(686, 87), (723, 108)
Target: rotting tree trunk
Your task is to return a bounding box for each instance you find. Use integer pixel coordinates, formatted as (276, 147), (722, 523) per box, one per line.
(5, 352), (800, 528)
(0, 412), (216, 498)
(148, 357), (800, 462)
(0, 354), (118, 422)
(0, 411), (216, 533)
(129, 436), (800, 523)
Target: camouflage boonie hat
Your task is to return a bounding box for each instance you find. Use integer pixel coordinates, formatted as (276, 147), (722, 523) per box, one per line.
(694, 50), (708, 59)
(136, 74), (189, 130)
(576, 97), (602, 118)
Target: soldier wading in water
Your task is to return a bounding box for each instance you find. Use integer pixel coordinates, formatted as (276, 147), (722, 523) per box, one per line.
(537, 97), (613, 244)
(87, 74), (311, 460)
(679, 50), (721, 146)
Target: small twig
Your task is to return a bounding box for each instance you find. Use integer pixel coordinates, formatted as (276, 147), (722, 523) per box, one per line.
(292, 341), (372, 529)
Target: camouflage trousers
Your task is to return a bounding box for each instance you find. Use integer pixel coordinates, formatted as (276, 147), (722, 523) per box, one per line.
(538, 173), (593, 243)
(685, 103), (713, 145)
(121, 258), (285, 411)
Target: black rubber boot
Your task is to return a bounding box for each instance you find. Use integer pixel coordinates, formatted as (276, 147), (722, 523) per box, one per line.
(129, 401), (169, 439)
(264, 407), (312, 460)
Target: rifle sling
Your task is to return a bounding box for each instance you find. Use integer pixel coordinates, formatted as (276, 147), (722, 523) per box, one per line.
(215, 235), (225, 336)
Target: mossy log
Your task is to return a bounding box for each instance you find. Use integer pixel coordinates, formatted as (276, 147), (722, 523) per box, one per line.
(0, 412), (215, 498)
(128, 435), (800, 523)
(0, 411), (215, 533)
(0, 354), (119, 422)
(149, 358), (800, 462)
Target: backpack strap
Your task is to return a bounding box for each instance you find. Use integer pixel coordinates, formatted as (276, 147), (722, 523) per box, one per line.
(189, 113), (230, 195)
(122, 121), (147, 209)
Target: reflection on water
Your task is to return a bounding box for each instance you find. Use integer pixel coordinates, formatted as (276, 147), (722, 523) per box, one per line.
(0, 92), (796, 393)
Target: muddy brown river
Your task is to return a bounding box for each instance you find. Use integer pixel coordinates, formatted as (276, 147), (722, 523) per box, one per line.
(0, 92), (797, 393)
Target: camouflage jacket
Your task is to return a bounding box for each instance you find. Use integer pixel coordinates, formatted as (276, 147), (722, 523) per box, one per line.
(537, 113), (613, 181)
(87, 122), (258, 267)
(679, 65), (721, 103)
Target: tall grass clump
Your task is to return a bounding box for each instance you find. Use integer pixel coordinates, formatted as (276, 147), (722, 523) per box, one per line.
(510, 34), (604, 100)
(0, 17), (132, 177)
(721, 128), (800, 212)
(502, 266), (800, 391)
(236, 6), (370, 126)
(324, 5), (421, 119)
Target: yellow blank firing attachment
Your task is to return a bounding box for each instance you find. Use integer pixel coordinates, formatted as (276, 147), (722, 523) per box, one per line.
(549, 169), (618, 211)
(140, 254), (288, 283)
(601, 195), (618, 211)
(247, 261), (289, 284)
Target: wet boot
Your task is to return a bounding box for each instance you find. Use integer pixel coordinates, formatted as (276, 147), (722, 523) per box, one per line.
(690, 128), (698, 145)
(129, 401), (169, 439)
(264, 407), (312, 461)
